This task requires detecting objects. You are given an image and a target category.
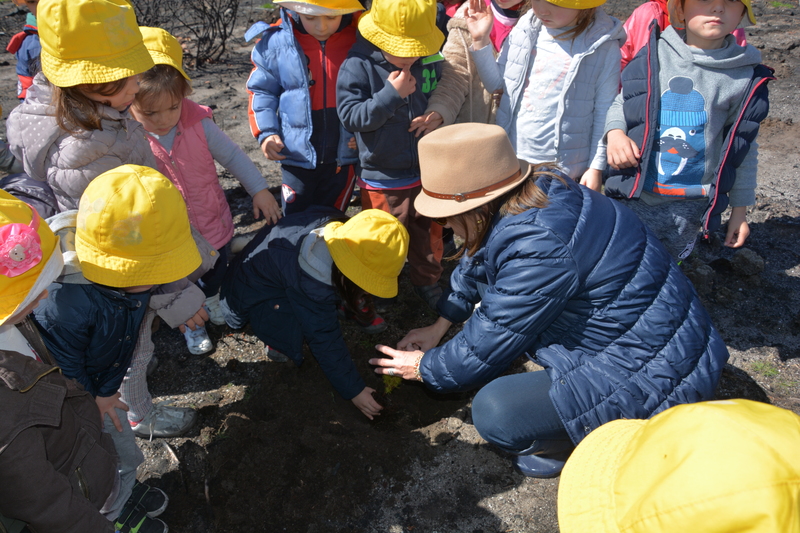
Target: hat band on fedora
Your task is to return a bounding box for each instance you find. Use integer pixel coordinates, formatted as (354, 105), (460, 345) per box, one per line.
(423, 170), (522, 203)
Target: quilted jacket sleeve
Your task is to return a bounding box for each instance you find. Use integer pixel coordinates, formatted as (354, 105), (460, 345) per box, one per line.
(337, 58), (405, 133)
(247, 33), (284, 145)
(421, 222), (580, 392)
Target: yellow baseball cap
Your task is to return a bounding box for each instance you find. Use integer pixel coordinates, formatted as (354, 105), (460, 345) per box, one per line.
(76, 165), (201, 287)
(140, 27), (190, 81)
(358, 0), (444, 58)
(38, 0), (154, 87)
(559, 399), (800, 533)
(323, 209), (409, 299)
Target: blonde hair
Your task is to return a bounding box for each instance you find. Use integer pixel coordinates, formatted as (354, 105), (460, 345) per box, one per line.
(52, 78), (129, 133)
(135, 64), (192, 110)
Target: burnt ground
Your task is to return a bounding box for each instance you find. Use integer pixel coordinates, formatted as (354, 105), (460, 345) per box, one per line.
(1, 0), (799, 531)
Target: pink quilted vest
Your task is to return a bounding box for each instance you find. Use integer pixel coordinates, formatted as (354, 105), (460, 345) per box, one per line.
(146, 99), (234, 249)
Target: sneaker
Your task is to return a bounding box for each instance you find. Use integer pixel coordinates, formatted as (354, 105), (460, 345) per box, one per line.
(412, 283), (442, 313)
(115, 503), (168, 533)
(204, 293), (226, 326)
(264, 345), (290, 363)
(145, 355), (159, 377)
(126, 481), (169, 518)
(183, 325), (213, 355)
(131, 401), (197, 440)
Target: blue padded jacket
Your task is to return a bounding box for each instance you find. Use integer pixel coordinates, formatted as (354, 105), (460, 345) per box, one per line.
(424, 173), (729, 444)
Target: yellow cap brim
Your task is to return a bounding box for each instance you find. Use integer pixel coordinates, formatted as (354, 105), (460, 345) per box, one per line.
(358, 10), (444, 57)
(41, 43), (155, 87)
(557, 419), (645, 533)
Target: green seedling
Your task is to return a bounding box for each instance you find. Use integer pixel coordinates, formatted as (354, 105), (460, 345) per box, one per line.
(383, 374), (403, 394)
(751, 360), (779, 378)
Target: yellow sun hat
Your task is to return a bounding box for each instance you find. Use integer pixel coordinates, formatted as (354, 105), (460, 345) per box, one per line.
(558, 399), (800, 533)
(75, 165), (201, 288)
(140, 27), (190, 81)
(274, 0), (364, 16)
(358, 0), (444, 58)
(0, 190), (63, 326)
(323, 209), (409, 299)
(38, 0), (154, 87)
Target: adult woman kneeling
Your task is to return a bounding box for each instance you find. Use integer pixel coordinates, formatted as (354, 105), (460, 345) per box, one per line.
(370, 123), (729, 478)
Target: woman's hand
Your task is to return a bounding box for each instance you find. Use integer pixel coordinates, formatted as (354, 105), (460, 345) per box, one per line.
(370, 345), (425, 381)
(252, 189), (282, 225)
(96, 392), (128, 432)
(465, 0), (494, 50)
(396, 316), (452, 352)
(352, 387), (383, 420)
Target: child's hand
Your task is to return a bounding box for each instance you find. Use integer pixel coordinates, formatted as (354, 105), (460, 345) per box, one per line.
(606, 129), (641, 170)
(179, 307), (209, 334)
(352, 387), (383, 420)
(466, 0), (494, 50)
(409, 111), (444, 137)
(252, 189), (281, 225)
(347, 136), (357, 150)
(388, 67), (417, 98)
(261, 134), (286, 161)
(724, 206), (750, 248)
(96, 392), (128, 432)
(580, 168), (603, 192)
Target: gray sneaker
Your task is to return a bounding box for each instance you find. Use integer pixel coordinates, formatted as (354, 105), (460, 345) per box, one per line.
(183, 325), (213, 355)
(131, 402), (197, 440)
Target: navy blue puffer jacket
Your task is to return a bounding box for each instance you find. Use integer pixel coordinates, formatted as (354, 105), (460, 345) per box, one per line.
(33, 283), (150, 398)
(423, 174), (729, 444)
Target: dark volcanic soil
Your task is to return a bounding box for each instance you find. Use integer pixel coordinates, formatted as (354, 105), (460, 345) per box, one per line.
(1, 0), (798, 531)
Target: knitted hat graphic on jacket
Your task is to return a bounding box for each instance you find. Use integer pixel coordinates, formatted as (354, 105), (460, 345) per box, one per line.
(646, 76), (707, 194)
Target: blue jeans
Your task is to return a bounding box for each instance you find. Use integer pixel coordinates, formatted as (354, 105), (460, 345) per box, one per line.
(472, 370), (571, 454)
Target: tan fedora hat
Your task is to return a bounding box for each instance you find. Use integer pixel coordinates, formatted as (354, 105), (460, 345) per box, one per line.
(415, 123), (532, 219)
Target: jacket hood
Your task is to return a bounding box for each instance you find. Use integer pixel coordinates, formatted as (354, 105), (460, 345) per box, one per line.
(520, 8), (626, 51)
(661, 25), (761, 70)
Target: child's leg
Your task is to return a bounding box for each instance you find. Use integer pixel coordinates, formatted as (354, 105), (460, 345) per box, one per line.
(280, 163), (348, 215)
(621, 199), (705, 261)
(196, 245), (229, 298)
(103, 407), (145, 520)
(362, 186), (444, 287)
(121, 309), (156, 426)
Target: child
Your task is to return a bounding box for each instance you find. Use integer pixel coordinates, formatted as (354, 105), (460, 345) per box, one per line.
(130, 27), (282, 354)
(465, 0), (625, 191)
(6, 0), (157, 212)
(559, 400), (800, 532)
(0, 190), (168, 532)
(246, 0), (362, 215)
(5, 0), (40, 99)
(421, 0), (526, 129)
(336, 0), (446, 311)
(32, 165), (210, 533)
(604, 0), (772, 260)
(620, 0), (746, 70)
(221, 208), (408, 419)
